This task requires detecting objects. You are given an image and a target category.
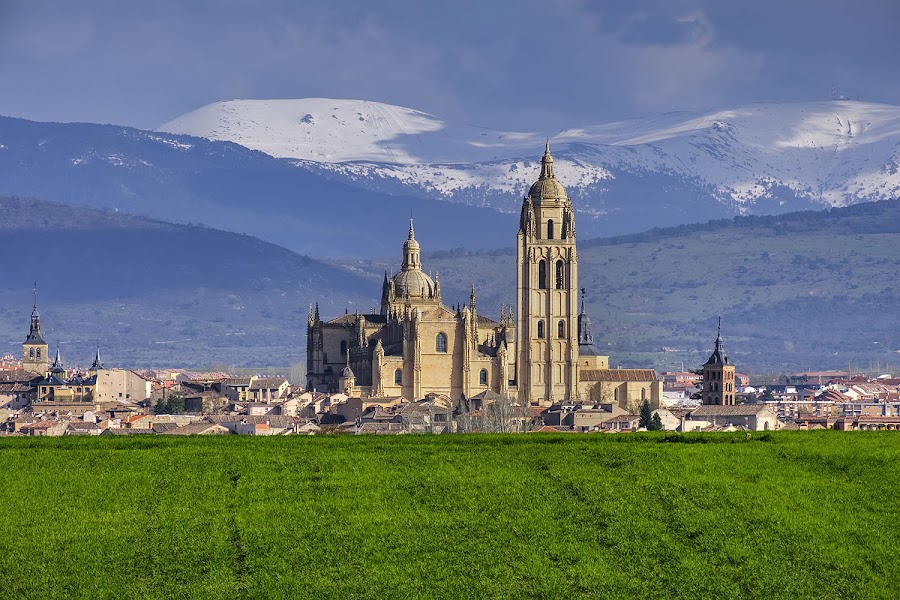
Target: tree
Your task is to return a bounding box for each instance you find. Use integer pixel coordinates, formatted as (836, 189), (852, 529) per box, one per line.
(650, 412), (663, 431)
(154, 393), (185, 415)
(639, 400), (653, 429)
(483, 394), (520, 433)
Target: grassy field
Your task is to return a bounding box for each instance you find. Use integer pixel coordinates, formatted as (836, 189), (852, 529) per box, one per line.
(1, 432), (898, 599)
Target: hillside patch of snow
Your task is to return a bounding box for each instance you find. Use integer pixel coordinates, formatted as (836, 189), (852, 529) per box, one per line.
(159, 98), (900, 209)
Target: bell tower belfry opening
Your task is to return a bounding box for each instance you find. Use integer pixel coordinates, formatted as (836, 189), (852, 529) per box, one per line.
(515, 143), (579, 406)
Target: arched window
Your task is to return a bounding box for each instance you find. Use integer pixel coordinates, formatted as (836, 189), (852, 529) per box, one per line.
(555, 260), (565, 289)
(641, 388), (646, 401)
(479, 369), (488, 386)
(547, 219), (554, 240)
(436, 332), (448, 352)
(537, 320), (544, 339)
(394, 369), (402, 385)
(29, 348), (34, 359)
(36, 348), (41, 359)
(538, 260), (548, 290)
(558, 320), (565, 338)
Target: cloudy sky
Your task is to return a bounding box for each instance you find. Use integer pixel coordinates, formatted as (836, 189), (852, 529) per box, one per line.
(2, 0), (898, 131)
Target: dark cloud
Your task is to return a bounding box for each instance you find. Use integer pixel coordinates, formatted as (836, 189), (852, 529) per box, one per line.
(617, 14), (709, 46)
(0, 0), (896, 131)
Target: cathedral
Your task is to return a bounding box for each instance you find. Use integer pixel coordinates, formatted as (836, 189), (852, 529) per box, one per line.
(307, 144), (661, 408)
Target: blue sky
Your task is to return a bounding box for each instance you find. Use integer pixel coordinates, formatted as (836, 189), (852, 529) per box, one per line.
(2, 0), (898, 130)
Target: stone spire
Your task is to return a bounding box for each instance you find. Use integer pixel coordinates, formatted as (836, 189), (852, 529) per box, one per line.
(402, 218), (422, 271)
(49, 345), (66, 377)
(342, 347), (354, 377)
(539, 139), (555, 179)
(90, 343), (104, 372)
(705, 317), (727, 365)
(577, 288), (594, 346)
(25, 283), (46, 345)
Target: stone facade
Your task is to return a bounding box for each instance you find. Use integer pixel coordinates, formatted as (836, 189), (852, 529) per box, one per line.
(306, 145), (660, 408)
(307, 221), (514, 401)
(516, 142), (579, 404)
(94, 369), (153, 403)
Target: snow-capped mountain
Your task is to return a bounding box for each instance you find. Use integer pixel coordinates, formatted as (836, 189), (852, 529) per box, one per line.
(0, 115), (512, 257)
(160, 98), (900, 220)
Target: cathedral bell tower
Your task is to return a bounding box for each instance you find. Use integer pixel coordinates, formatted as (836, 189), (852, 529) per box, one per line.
(23, 288), (49, 375)
(516, 143), (579, 406)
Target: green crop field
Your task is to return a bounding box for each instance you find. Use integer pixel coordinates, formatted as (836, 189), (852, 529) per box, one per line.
(1, 432), (898, 599)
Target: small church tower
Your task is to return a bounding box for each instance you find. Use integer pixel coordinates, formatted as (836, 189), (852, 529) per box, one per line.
(48, 346), (67, 381)
(23, 289), (49, 374)
(516, 142), (579, 406)
(701, 318), (735, 405)
(89, 344), (104, 375)
(338, 350), (356, 397)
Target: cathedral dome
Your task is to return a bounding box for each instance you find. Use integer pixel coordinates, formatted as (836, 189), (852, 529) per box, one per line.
(392, 269), (435, 299)
(527, 141), (568, 202)
(389, 218), (438, 300)
(528, 177), (568, 202)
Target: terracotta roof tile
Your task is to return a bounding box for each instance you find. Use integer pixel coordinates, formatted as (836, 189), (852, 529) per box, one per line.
(581, 369), (658, 382)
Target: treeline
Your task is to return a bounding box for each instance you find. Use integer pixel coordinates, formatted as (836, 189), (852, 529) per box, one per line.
(428, 199), (900, 257)
(428, 246), (516, 259)
(581, 198), (900, 248)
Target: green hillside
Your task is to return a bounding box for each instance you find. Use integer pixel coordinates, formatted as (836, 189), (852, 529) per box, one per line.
(0, 197), (378, 369)
(355, 199), (900, 373)
(7, 195), (900, 373)
(1, 433), (898, 599)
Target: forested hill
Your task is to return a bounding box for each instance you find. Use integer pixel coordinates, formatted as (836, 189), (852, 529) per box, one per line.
(1, 197), (376, 369)
(582, 199), (900, 248)
(400, 199), (900, 373)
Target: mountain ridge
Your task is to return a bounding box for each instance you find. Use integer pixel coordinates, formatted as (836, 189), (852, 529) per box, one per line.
(159, 98), (900, 218)
(0, 115), (514, 257)
(0, 196), (377, 369)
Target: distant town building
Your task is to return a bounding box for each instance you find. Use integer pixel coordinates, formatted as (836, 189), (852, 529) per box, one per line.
(700, 319), (736, 406)
(22, 293), (48, 374)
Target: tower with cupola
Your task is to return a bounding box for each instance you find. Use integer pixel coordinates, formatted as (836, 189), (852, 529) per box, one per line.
(23, 291), (49, 375)
(515, 143), (579, 406)
(701, 318), (736, 406)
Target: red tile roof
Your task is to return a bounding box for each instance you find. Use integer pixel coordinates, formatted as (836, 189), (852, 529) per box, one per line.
(581, 369), (658, 382)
